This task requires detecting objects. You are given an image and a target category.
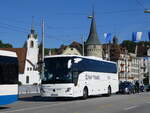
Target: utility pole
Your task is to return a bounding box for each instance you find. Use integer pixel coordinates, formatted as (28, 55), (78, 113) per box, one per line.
(81, 36), (84, 56)
(42, 19), (44, 62)
(125, 50), (128, 81)
(135, 45), (138, 56)
(108, 43), (110, 61)
(144, 9), (150, 85)
(138, 58), (140, 85)
(148, 58), (150, 84)
(41, 19), (45, 79)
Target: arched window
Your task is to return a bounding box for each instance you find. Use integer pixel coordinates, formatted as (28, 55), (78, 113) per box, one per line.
(30, 41), (34, 48)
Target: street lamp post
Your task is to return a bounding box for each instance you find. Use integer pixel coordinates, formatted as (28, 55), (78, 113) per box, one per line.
(125, 50), (128, 81)
(148, 59), (150, 84)
(138, 58), (141, 85)
(144, 9), (150, 84)
(41, 19), (45, 80)
(81, 36), (84, 56)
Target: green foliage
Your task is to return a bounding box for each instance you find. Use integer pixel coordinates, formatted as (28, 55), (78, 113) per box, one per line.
(0, 40), (13, 48)
(138, 41), (150, 47)
(120, 40), (150, 56)
(34, 34), (38, 39)
(121, 40), (136, 53)
(17, 81), (22, 86)
(44, 48), (58, 55)
(44, 48), (50, 55)
(143, 76), (149, 85)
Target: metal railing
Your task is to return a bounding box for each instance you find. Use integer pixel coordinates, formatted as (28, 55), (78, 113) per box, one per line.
(18, 85), (41, 95)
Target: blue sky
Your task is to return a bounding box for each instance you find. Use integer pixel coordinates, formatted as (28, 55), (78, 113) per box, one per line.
(0, 0), (150, 48)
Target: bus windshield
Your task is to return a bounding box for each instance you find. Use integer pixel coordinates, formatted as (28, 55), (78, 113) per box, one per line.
(42, 57), (75, 84)
(0, 56), (18, 84)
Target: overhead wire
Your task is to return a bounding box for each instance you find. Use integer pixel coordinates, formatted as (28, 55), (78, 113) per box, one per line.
(0, 22), (28, 31)
(0, 19), (43, 35)
(0, 24), (28, 34)
(56, 9), (142, 16)
(0, 7), (146, 44)
(45, 34), (78, 44)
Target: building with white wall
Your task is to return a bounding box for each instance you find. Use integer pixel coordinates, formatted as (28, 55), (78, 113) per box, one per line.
(19, 27), (40, 85)
(130, 54), (140, 84)
(0, 27), (41, 85)
(118, 53), (132, 82)
(147, 48), (150, 84)
(61, 46), (81, 55)
(147, 48), (150, 56)
(139, 57), (149, 85)
(117, 52), (142, 84)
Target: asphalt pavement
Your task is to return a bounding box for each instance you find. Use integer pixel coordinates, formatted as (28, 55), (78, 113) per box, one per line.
(1, 92), (150, 113)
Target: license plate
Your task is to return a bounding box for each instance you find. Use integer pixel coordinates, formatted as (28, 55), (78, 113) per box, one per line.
(51, 94), (58, 96)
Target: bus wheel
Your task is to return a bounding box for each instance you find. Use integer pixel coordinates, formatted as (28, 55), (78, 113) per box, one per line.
(107, 86), (111, 96)
(82, 87), (88, 99)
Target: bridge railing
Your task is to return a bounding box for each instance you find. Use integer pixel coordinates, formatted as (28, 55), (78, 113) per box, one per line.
(18, 85), (41, 95)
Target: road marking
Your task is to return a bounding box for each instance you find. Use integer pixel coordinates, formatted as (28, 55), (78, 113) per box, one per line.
(147, 102), (150, 104)
(98, 103), (112, 109)
(0, 103), (67, 113)
(127, 98), (137, 102)
(124, 106), (137, 110)
(0, 99), (90, 113)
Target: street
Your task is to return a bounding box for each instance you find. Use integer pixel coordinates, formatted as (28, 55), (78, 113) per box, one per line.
(0, 92), (150, 113)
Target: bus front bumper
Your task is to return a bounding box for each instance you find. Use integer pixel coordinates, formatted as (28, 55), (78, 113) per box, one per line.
(41, 84), (74, 97)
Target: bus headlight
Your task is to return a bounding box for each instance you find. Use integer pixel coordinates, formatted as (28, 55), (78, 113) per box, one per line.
(65, 88), (71, 92)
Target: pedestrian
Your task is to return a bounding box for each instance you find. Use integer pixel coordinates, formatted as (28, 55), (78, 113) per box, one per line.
(135, 81), (140, 93)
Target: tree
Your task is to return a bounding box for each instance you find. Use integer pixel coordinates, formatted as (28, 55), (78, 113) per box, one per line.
(110, 44), (121, 62)
(121, 40), (136, 53)
(0, 40), (13, 48)
(120, 40), (150, 56)
(44, 48), (50, 55)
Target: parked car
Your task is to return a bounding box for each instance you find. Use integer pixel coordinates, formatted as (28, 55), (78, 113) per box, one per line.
(119, 81), (135, 94)
(144, 85), (150, 92)
(139, 85), (144, 92)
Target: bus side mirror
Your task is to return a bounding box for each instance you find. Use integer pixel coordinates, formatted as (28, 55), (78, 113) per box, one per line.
(73, 78), (78, 86)
(72, 72), (78, 86)
(74, 82), (77, 86)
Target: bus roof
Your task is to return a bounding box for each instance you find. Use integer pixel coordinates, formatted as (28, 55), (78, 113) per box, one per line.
(45, 55), (116, 64)
(0, 50), (17, 58)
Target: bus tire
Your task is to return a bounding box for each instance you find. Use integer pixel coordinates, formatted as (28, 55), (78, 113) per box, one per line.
(82, 87), (88, 99)
(107, 86), (111, 96)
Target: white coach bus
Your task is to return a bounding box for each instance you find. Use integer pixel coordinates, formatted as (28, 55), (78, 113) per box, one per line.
(41, 55), (118, 99)
(0, 50), (19, 105)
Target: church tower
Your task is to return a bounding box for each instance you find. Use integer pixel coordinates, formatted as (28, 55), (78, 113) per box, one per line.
(26, 23), (39, 64)
(85, 10), (103, 58)
(23, 22), (40, 84)
(27, 24), (38, 49)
